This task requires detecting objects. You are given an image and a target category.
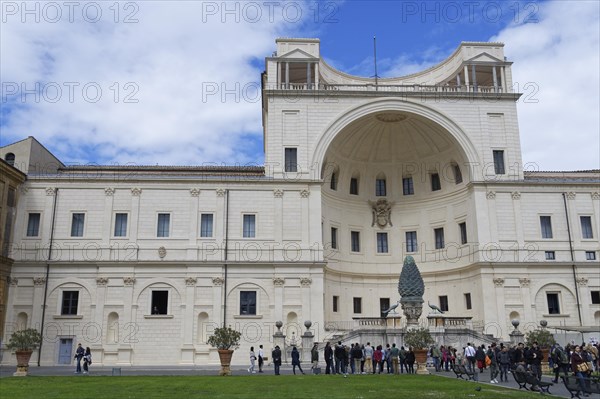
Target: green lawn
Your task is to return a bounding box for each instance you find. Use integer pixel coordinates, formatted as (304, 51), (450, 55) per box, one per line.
(1, 374), (545, 399)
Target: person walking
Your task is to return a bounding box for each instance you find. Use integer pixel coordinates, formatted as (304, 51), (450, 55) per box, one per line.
(258, 344), (264, 373)
(74, 343), (85, 374)
(272, 345), (282, 375)
(487, 343), (499, 383)
(291, 346), (305, 375)
(82, 347), (92, 374)
(498, 346), (511, 382)
(248, 346), (257, 373)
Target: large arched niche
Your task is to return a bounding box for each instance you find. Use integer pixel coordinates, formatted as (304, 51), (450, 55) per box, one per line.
(313, 99), (480, 178)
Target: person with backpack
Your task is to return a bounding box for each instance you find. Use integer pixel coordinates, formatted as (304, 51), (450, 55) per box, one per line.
(551, 343), (569, 383)
(82, 347), (92, 374)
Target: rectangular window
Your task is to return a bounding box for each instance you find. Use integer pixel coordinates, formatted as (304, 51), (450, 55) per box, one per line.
(591, 291), (600, 305)
(581, 216), (593, 239)
(493, 150), (505, 174)
(464, 293), (472, 310)
(353, 297), (362, 314)
(151, 290), (168, 315)
(350, 177), (359, 195)
(434, 228), (445, 249)
(333, 295), (339, 312)
(375, 179), (387, 196)
(284, 148), (297, 172)
(545, 251), (556, 260)
(547, 293), (560, 314)
(70, 213), (85, 237)
(114, 213), (128, 237)
(157, 213), (170, 237)
(61, 291), (79, 315)
(200, 213), (214, 237)
(406, 231), (418, 253)
(376, 232), (388, 253)
(331, 227), (338, 249)
(240, 291), (257, 315)
(439, 295), (449, 312)
(402, 177), (414, 195)
(26, 213), (41, 237)
(380, 298), (390, 318)
(453, 164), (463, 184)
(540, 216), (553, 239)
(586, 251), (596, 260)
(330, 172), (338, 190)
(350, 231), (360, 252)
(459, 222), (467, 244)
(243, 214), (256, 238)
(431, 173), (441, 191)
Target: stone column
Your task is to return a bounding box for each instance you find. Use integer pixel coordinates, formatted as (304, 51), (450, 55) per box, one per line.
(493, 278), (507, 337)
(181, 277), (197, 364)
(31, 277), (46, 330)
(519, 278), (533, 325)
(212, 277), (224, 327)
(300, 278), (312, 322)
(273, 278), (284, 323)
(188, 189), (200, 260)
(492, 66), (498, 93)
(118, 277), (136, 365)
(463, 65), (470, 89)
(273, 190), (283, 249)
(301, 320), (314, 365)
(102, 188), (115, 257)
(94, 277), (108, 361)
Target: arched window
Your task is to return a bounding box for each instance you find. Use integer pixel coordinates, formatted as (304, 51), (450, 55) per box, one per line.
(5, 153), (15, 166)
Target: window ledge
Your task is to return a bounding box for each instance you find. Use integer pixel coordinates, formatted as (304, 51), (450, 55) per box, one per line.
(542, 314), (570, 318)
(53, 315), (83, 319)
(144, 315), (174, 319)
(233, 315), (263, 319)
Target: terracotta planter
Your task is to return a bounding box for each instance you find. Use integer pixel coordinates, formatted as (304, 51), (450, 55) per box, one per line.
(14, 350), (33, 377)
(217, 349), (234, 376)
(414, 349), (430, 375)
(541, 348), (550, 373)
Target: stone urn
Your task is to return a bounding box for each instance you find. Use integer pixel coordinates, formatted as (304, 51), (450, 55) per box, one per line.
(217, 349), (234, 376)
(414, 349), (429, 375)
(14, 350), (33, 377)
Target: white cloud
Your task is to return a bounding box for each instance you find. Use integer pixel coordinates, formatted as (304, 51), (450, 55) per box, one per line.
(1, 1), (314, 165)
(491, 1), (600, 171)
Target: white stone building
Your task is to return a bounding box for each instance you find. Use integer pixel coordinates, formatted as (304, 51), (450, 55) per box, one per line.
(1, 38), (598, 366)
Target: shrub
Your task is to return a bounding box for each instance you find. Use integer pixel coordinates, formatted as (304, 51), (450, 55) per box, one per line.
(207, 326), (242, 350)
(5, 328), (42, 351)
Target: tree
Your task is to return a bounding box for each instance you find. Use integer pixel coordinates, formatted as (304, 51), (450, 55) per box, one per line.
(5, 328), (42, 351)
(526, 329), (556, 349)
(207, 326), (242, 350)
(403, 327), (434, 350)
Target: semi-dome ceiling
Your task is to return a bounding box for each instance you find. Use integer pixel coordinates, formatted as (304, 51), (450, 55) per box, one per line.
(326, 111), (464, 164)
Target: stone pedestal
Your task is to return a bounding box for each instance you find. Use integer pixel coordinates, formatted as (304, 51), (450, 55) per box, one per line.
(301, 332), (313, 364)
(13, 365), (29, 377)
(509, 330), (524, 346)
(401, 297), (423, 327)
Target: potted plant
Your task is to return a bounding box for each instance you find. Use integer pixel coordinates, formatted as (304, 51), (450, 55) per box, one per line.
(404, 327), (434, 374)
(207, 326), (241, 376)
(526, 327), (556, 373)
(5, 328), (42, 376)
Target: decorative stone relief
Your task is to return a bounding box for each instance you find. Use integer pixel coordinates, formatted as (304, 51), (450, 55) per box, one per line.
(493, 278), (505, 287)
(212, 277), (224, 286)
(123, 277), (136, 286)
(105, 188), (115, 196)
(511, 192), (521, 200)
(131, 188), (142, 196)
(9, 277), (18, 286)
(158, 246), (167, 259)
(273, 277), (285, 286)
(20, 186), (29, 195)
(300, 189), (310, 198)
(216, 189), (226, 197)
(369, 199), (394, 228)
(96, 277), (109, 286)
(185, 277), (197, 286)
(46, 187), (57, 196)
(33, 277), (46, 286)
(576, 277), (588, 286)
(486, 191), (496, 200)
(300, 277), (312, 287)
(566, 192), (576, 200)
(592, 192), (600, 200)
(190, 188), (200, 197)
(273, 189), (284, 198)
(519, 278), (530, 287)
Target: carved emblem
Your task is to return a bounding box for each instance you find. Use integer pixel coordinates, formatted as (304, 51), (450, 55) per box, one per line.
(486, 191), (496, 200)
(592, 192), (600, 200)
(46, 187), (56, 196)
(493, 278), (505, 287)
(519, 278), (530, 287)
(185, 277), (197, 286)
(33, 277), (46, 286)
(158, 246), (167, 259)
(576, 277), (588, 286)
(511, 192), (521, 200)
(300, 277), (312, 287)
(105, 188), (115, 196)
(369, 199), (394, 228)
(123, 277), (136, 286)
(300, 189), (310, 198)
(190, 188), (200, 197)
(273, 277), (285, 286)
(131, 188), (142, 196)
(20, 186), (29, 195)
(9, 277), (18, 286)
(212, 277), (224, 286)
(96, 277), (109, 286)
(566, 192), (576, 200)
(273, 189), (284, 198)
(216, 189), (226, 197)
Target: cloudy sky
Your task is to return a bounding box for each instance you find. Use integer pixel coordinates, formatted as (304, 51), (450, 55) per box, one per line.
(1, 0), (598, 171)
